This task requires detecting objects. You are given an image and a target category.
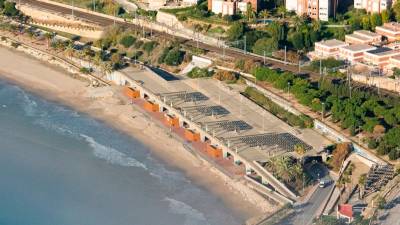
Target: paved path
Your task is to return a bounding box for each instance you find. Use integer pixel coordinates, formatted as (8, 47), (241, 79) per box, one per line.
(380, 185), (400, 225)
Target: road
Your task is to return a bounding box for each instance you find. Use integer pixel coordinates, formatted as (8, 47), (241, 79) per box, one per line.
(379, 184), (400, 225)
(279, 163), (334, 225)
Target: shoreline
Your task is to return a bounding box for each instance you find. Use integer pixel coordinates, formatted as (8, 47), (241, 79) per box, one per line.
(0, 46), (272, 222)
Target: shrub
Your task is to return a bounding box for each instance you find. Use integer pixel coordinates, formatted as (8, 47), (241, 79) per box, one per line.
(177, 14), (187, 21)
(330, 143), (351, 172)
(142, 41), (157, 54)
(3, 2), (19, 17)
(187, 67), (213, 78)
(134, 40), (144, 48)
(368, 138), (378, 149)
(388, 149), (399, 160)
(213, 70), (238, 81)
(164, 48), (184, 66)
(119, 35), (136, 48)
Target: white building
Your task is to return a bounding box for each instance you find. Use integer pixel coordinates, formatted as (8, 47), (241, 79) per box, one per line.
(285, 0), (334, 21)
(354, 0), (392, 13)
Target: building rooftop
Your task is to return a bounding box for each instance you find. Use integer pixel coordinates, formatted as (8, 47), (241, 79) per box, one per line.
(366, 47), (400, 57)
(390, 54), (400, 61)
(354, 30), (382, 38)
(340, 44), (376, 52)
(316, 39), (347, 48)
(376, 22), (400, 32)
(346, 33), (371, 41)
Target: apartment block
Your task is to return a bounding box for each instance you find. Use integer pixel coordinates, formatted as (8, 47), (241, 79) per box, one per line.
(363, 47), (400, 68)
(345, 30), (382, 45)
(339, 44), (377, 63)
(354, 0), (391, 13)
(286, 0), (334, 21)
(389, 55), (400, 68)
(208, 0), (259, 15)
(312, 39), (349, 59)
(376, 23), (400, 42)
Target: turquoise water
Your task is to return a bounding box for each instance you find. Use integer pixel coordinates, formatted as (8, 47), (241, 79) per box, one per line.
(0, 80), (243, 225)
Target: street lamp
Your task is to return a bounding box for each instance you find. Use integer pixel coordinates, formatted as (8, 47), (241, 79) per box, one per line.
(71, 0), (74, 18)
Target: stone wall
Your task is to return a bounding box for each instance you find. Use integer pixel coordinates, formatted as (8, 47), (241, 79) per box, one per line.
(352, 74), (400, 94)
(19, 4), (104, 39)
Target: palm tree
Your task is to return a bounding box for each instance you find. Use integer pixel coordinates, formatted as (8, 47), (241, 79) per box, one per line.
(311, 19), (322, 32)
(93, 50), (104, 66)
(259, 10), (270, 24)
(100, 61), (112, 78)
(245, 3), (256, 22)
(277, 5), (287, 19)
(292, 16), (304, 32)
(268, 155), (293, 183)
(43, 32), (54, 48)
(64, 42), (75, 60)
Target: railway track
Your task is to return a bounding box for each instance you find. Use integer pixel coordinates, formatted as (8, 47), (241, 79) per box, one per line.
(19, 0), (400, 97)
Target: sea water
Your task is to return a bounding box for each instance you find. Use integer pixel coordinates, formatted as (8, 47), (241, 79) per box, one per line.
(0, 79), (243, 225)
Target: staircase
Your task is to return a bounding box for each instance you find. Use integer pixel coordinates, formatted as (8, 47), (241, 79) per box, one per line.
(364, 164), (395, 196)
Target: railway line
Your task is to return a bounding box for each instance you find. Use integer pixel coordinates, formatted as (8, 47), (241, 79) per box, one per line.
(18, 0), (400, 97)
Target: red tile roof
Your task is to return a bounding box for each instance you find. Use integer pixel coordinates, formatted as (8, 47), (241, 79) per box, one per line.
(338, 204), (353, 218)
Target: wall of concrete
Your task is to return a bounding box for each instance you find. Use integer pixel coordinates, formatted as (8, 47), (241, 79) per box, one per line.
(20, 4), (104, 39)
(352, 74), (400, 94)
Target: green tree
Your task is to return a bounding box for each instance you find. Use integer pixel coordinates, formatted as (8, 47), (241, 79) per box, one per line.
(277, 5), (287, 19)
(381, 9), (391, 23)
(252, 37), (278, 55)
(388, 149), (399, 160)
(362, 15), (371, 30)
(245, 3), (256, 22)
(227, 22), (244, 41)
(3, 1), (19, 17)
(370, 13), (383, 29)
(164, 48), (183, 66)
(268, 21), (285, 42)
(393, 1), (400, 22)
(259, 9), (270, 24)
(119, 35), (136, 48)
(142, 41), (157, 55)
(291, 32), (304, 50)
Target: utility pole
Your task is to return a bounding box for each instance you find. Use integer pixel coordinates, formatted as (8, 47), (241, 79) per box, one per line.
(196, 32), (199, 50)
(71, 0), (74, 18)
(113, 7), (116, 26)
(92, 0), (96, 11)
(244, 35), (247, 55)
(284, 45), (287, 64)
(347, 67), (352, 99)
(263, 50), (266, 65)
(322, 102), (325, 121)
(298, 57), (301, 73)
(319, 58), (322, 75)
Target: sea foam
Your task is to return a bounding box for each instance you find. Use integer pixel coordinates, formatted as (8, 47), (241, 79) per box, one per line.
(81, 134), (148, 170)
(164, 197), (209, 225)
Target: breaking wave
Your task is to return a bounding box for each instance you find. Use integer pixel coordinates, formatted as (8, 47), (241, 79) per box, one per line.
(164, 197), (209, 225)
(81, 134), (148, 170)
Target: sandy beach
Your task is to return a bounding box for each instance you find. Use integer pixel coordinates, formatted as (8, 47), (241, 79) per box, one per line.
(0, 46), (274, 221)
